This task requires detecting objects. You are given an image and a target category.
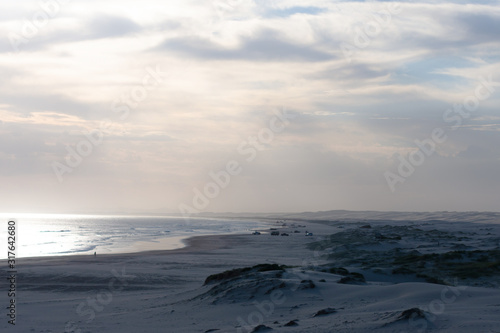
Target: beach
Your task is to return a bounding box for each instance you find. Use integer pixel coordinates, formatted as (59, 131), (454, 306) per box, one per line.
(2, 217), (500, 332)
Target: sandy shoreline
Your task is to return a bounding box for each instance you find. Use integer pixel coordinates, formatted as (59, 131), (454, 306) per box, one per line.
(3, 232), (249, 264)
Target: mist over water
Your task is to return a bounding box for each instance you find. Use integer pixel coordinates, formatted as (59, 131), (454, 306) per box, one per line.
(0, 214), (268, 258)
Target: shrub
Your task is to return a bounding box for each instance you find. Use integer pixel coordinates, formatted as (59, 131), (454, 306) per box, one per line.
(204, 264), (288, 285)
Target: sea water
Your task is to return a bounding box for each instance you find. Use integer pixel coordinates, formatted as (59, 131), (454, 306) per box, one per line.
(0, 214), (269, 259)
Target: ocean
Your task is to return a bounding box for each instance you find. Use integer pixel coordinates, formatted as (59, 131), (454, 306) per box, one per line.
(0, 214), (269, 259)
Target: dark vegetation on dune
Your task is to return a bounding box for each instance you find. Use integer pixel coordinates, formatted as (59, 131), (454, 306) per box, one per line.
(312, 307), (337, 317)
(251, 324), (273, 332)
(392, 249), (500, 280)
(204, 264), (289, 285)
(398, 307), (426, 320)
(381, 307), (429, 328)
(316, 266), (366, 284)
(199, 264), (294, 305)
(307, 224), (500, 286)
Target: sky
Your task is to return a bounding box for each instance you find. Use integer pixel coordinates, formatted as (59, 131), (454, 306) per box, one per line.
(0, 0), (499, 215)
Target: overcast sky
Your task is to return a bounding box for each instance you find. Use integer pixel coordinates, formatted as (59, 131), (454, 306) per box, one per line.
(1, 0), (499, 214)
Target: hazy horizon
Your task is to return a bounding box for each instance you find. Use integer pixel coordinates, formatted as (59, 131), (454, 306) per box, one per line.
(2, 209), (500, 219)
(1, 1), (500, 215)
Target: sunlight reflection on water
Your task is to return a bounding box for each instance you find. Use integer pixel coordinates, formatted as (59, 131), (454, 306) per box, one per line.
(0, 214), (267, 258)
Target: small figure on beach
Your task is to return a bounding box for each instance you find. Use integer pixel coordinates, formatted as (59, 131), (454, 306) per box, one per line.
(94, 251), (96, 256)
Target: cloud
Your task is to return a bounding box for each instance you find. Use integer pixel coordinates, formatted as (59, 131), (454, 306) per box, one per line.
(155, 30), (335, 62)
(86, 15), (141, 39)
(264, 6), (327, 18)
(0, 92), (93, 118)
(311, 63), (390, 81)
(454, 11), (500, 42)
(387, 7), (500, 53)
(1, 14), (142, 53)
(0, 124), (61, 176)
